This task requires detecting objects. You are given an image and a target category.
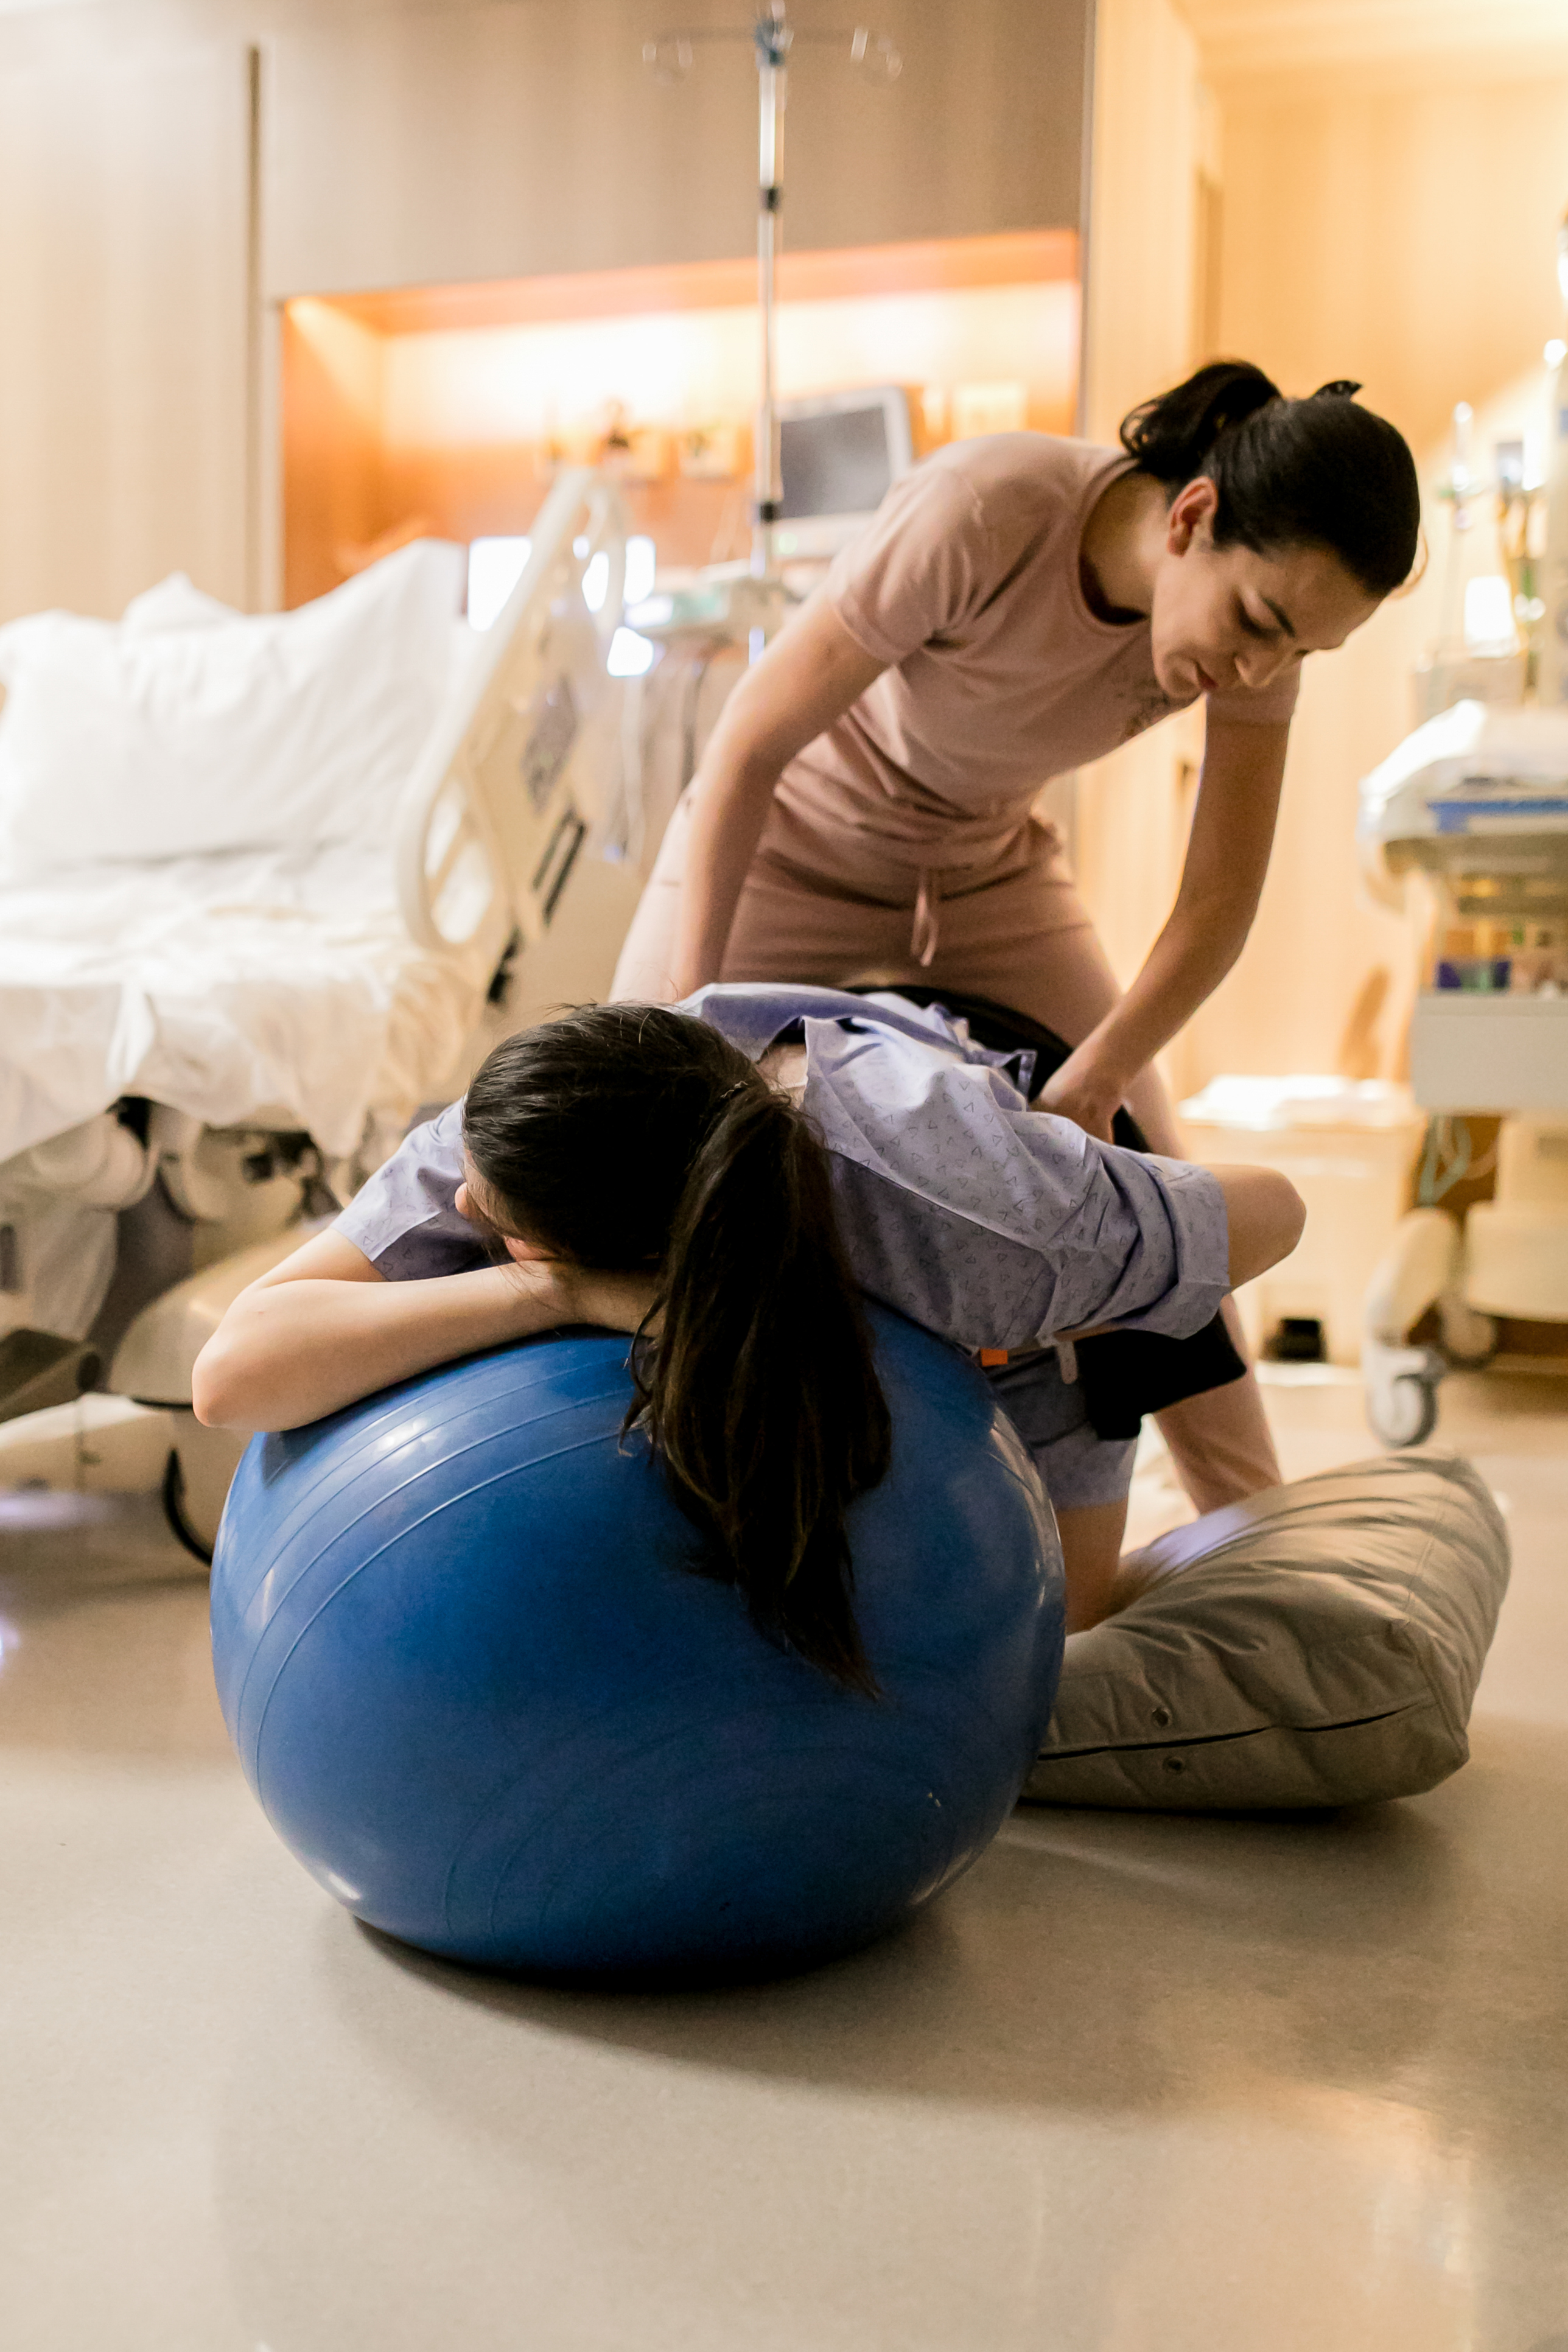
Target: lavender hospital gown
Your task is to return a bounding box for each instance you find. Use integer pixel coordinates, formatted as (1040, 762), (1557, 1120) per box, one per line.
(334, 985), (1231, 1513)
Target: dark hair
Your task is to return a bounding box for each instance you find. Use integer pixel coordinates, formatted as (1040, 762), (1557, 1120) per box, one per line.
(1119, 359), (1419, 598)
(463, 1004), (892, 1696)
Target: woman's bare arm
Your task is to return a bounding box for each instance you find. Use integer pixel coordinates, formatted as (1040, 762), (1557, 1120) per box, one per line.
(192, 1229), (656, 1434)
(669, 597), (886, 996)
(1052, 1160), (1303, 1345)
(1035, 718), (1290, 1139)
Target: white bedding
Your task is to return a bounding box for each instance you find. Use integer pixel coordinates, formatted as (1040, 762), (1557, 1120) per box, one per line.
(0, 545), (466, 878)
(0, 842), (477, 1161)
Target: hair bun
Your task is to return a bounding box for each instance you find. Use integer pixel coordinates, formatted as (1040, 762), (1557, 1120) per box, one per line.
(1117, 362), (1418, 598)
(1119, 359), (1283, 485)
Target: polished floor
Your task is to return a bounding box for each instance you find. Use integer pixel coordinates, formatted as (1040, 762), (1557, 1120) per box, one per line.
(2, 1368), (1566, 2351)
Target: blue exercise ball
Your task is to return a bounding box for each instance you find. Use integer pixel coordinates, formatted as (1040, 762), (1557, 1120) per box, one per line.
(211, 1307), (1064, 1984)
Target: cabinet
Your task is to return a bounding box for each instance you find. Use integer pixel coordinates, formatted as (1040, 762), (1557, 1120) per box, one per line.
(264, 0), (1088, 300)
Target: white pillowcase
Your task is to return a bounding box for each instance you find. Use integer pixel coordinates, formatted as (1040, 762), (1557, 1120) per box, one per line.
(120, 572), (242, 635)
(0, 540), (464, 877)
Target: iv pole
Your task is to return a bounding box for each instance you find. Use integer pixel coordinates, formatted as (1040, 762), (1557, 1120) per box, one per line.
(643, 8), (901, 583)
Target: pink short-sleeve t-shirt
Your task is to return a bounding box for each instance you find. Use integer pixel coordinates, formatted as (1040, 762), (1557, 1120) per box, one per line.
(774, 433), (1298, 880)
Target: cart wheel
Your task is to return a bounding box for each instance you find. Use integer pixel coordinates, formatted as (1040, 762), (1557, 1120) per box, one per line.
(162, 1447), (214, 1566)
(1368, 1372), (1439, 1450)
(1439, 1295), (1498, 1370)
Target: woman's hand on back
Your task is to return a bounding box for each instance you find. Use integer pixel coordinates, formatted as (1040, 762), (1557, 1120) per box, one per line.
(1032, 1057), (1119, 1144)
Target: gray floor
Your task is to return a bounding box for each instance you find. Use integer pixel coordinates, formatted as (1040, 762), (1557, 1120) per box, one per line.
(1, 1368), (1565, 2351)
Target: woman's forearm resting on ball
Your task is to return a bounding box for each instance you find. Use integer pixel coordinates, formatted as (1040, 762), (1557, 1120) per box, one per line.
(192, 1231), (655, 1434)
(191, 1237), (565, 1432)
(670, 598), (886, 995)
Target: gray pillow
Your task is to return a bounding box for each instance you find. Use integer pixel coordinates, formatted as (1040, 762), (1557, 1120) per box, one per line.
(1024, 1452), (1509, 1812)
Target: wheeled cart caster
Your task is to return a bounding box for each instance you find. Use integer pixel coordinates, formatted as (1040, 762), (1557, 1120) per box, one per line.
(1362, 1334), (1444, 1447)
(1362, 1209), (1460, 1447)
(1438, 1294), (1497, 1369)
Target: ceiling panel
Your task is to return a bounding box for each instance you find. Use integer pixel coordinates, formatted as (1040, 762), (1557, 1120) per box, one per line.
(1178, 0), (1568, 78)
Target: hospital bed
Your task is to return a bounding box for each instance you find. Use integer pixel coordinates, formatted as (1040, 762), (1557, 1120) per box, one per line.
(0, 468), (628, 1548)
(1357, 700), (1568, 1443)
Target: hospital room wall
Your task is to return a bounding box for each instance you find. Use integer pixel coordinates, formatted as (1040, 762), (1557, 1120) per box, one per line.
(0, 0), (1091, 625)
(1069, 42), (1568, 1094)
(0, 36), (253, 620)
(1177, 59), (1568, 1088)
(1069, 0), (1212, 1105)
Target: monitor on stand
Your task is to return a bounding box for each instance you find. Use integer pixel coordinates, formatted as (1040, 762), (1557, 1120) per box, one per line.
(772, 387), (916, 561)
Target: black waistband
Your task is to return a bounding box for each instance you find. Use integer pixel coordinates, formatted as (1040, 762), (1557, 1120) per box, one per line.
(848, 983), (1150, 1155)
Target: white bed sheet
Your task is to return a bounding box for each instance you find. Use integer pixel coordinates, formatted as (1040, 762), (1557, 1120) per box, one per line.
(0, 842), (479, 1163)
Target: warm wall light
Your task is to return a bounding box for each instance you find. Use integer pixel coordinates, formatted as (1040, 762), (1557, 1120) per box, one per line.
(951, 380), (1028, 438)
(288, 296), (385, 424)
(284, 233), (1080, 605)
(379, 285), (1076, 452)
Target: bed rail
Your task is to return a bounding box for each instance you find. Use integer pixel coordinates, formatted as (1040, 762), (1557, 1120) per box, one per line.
(394, 468), (628, 972)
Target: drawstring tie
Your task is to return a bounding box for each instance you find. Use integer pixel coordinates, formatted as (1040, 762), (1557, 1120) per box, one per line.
(911, 867), (942, 967)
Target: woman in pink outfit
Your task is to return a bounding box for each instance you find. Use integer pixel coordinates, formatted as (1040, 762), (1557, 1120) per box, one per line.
(611, 360), (1420, 1521)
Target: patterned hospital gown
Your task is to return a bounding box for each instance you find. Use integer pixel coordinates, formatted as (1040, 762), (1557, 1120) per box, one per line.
(334, 984), (1230, 1511)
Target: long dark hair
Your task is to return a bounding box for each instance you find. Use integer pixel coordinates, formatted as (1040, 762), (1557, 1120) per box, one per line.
(463, 1004), (892, 1695)
(1119, 359), (1419, 598)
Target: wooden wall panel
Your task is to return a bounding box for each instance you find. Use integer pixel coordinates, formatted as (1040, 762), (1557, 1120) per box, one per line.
(1079, 0), (1201, 446)
(1177, 63), (1568, 1087)
(0, 43), (251, 621)
(264, 0), (1090, 300)
(1216, 72), (1568, 463)
(1069, 0), (1209, 1102)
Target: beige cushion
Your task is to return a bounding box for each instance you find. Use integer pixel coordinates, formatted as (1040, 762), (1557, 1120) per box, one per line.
(1024, 1452), (1509, 1812)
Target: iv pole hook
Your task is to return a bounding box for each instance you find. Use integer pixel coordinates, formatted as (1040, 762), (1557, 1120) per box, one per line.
(642, 8), (901, 589)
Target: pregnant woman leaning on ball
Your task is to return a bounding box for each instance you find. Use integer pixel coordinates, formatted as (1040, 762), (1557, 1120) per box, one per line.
(609, 362), (1421, 1524)
(194, 987), (1304, 1657)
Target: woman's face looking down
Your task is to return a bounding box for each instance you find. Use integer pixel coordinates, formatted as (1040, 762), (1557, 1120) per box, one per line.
(1148, 475), (1381, 706)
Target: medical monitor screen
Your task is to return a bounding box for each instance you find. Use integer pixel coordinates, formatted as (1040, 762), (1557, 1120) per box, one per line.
(779, 405), (895, 520)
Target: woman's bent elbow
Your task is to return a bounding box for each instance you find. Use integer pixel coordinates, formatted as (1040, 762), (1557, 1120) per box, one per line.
(1278, 1172), (1308, 1259)
(1250, 1169), (1306, 1278)
(1214, 1163), (1306, 1289)
(191, 1336), (259, 1432)
(190, 1359), (231, 1430)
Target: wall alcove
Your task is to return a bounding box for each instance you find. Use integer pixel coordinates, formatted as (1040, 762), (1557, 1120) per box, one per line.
(281, 229), (1080, 607)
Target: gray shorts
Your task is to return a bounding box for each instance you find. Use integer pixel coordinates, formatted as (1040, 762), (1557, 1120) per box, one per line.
(984, 1349), (1137, 1514)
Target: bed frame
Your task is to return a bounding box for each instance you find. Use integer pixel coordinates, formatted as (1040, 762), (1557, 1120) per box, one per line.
(396, 467), (628, 985)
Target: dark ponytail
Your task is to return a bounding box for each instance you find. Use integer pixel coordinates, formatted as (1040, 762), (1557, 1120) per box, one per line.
(1120, 358), (1420, 598)
(462, 1005), (892, 1696)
